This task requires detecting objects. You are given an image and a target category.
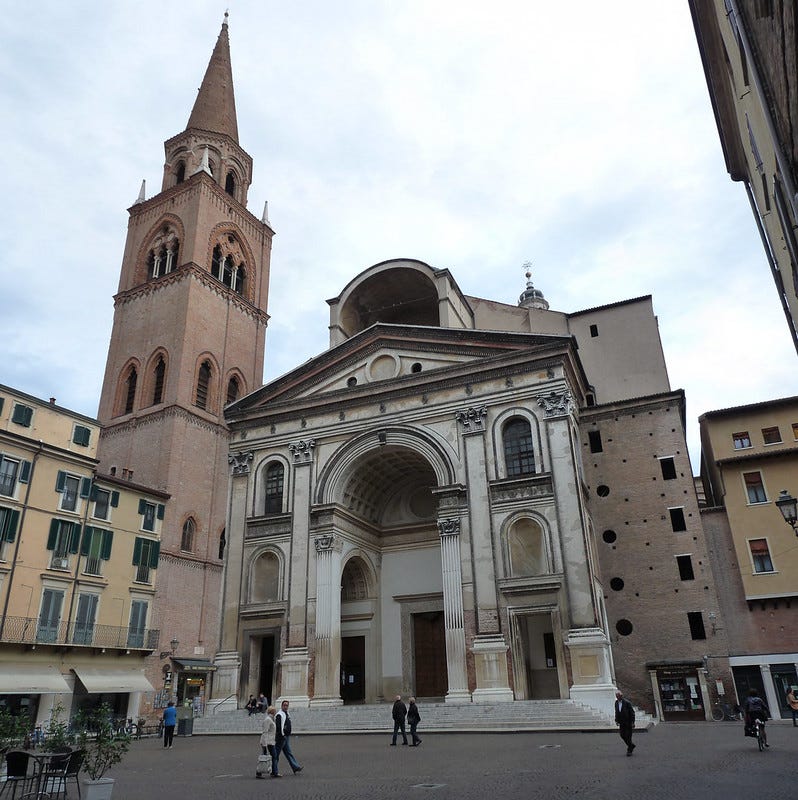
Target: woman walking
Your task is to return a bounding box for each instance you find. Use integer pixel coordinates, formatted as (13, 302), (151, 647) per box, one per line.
(260, 706), (280, 777)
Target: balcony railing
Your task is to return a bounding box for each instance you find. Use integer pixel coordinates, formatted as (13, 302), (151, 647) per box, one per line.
(0, 616), (160, 651)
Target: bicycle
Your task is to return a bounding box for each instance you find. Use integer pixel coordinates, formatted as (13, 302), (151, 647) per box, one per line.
(754, 718), (768, 751)
(711, 701), (741, 721)
(113, 717), (139, 738)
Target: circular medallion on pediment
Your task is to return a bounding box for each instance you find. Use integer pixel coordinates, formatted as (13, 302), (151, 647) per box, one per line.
(367, 353), (400, 382)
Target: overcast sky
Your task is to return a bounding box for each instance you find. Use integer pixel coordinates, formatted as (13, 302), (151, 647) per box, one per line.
(1, 1), (795, 471)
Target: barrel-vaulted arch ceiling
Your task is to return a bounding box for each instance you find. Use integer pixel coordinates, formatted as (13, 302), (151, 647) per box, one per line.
(340, 445), (438, 528)
(340, 268), (439, 336)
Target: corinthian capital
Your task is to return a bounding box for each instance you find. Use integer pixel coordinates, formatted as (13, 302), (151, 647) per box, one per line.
(454, 406), (487, 431)
(289, 439), (316, 462)
(314, 534), (342, 553)
(537, 390), (573, 418)
(228, 450), (253, 475)
(437, 518), (461, 537)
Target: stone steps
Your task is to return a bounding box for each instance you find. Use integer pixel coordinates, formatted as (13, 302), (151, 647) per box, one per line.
(193, 699), (652, 735)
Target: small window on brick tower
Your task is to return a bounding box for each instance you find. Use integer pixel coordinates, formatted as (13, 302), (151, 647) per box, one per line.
(659, 457), (677, 480)
(175, 161), (185, 184)
(195, 361), (212, 410)
(588, 430), (603, 453)
(152, 357), (166, 405)
(225, 171), (236, 197)
(124, 368), (137, 415)
(227, 376), (240, 405)
(676, 555), (694, 580)
(669, 507), (687, 532)
(687, 611), (706, 640)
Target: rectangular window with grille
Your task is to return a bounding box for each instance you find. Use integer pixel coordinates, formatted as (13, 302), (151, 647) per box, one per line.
(749, 538), (774, 573)
(743, 472), (767, 504)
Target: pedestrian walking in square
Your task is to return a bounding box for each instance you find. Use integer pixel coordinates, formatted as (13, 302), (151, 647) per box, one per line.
(614, 690), (635, 756)
(162, 701), (177, 749)
(275, 700), (303, 774)
(408, 697), (422, 746)
(390, 695), (408, 745)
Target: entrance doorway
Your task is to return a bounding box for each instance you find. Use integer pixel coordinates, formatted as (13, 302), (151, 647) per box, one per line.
(341, 636), (365, 703)
(770, 664), (798, 719)
(259, 636), (276, 705)
(413, 611), (447, 698)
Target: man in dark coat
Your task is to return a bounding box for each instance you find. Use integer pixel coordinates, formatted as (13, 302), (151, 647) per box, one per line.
(390, 695), (408, 745)
(614, 690), (636, 756)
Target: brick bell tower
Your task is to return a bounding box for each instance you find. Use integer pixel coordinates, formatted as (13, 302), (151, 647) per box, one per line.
(96, 14), (272, 697)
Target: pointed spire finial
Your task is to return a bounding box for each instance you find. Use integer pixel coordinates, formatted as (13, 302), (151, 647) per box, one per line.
(223, 9), (229, 26)
(261, 201), (271, 226)
(134, 179), (146, 205)
(192, 146), (212, 177)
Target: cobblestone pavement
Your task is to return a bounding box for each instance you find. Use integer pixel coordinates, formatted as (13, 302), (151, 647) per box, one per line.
(109, 722), (796, 800)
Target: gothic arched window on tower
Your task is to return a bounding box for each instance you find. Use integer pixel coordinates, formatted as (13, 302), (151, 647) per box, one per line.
(226, 376), (240, 405)
(152, 356), (166, 405)
(165, 240), (179, 274)
(175, 161), (186, 184)
(181, 517), (195, 553)
(264, 462), (284, 515)
(195, 360), (212, 411)
(225, 171), (236, 197)
(123, 367), (138, 415)
(212, 245), (223, 281)
(233, 265), (245, 295)
(503, 418), (535, 477)
(222, 255), (234, 288)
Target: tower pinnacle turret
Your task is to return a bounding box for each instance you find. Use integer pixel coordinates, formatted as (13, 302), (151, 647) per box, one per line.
(518, 262), (549, 310)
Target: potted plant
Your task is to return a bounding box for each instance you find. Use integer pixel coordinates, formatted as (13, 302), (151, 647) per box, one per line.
(42, 702), (74, 752)
(74, 704), (131, 800)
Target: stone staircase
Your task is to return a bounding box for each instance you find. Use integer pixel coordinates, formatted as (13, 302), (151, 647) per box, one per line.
(193, 699), (654, 736)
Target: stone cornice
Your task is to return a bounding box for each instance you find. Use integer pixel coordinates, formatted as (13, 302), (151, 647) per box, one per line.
(100, 404), (230, 438)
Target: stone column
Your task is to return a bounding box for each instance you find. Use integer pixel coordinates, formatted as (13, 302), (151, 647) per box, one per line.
(759, 663), (780, 718)
(210, 450), (252, 711)
(438, 519), (471, 703)
(278, 439), (316, 706)
(538, 390), (615, 715)
(310, 533), (344, 707)
(454, 406), (513, 703)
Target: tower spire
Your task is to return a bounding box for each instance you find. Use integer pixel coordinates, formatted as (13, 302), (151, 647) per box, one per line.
(518, 262), (549, 310)
(186, 12), (239, 142)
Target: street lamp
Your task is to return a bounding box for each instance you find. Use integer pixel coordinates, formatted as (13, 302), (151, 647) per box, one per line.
(160, 637), (179, 660)
(775, 490), (798, 534)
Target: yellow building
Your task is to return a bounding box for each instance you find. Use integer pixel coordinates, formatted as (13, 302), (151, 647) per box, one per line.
(690, 1), (798, 353)
(699, 396), (798, 718)
(0, 385), (167, 726)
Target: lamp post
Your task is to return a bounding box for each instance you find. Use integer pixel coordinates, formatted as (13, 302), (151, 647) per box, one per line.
(160, 637), (179, 660)
(775, 490), (798, 534)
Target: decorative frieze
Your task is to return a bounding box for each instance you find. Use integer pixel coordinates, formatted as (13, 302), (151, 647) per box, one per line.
(454, 405), (487, 430)
(289, 439), (316, 462)
(537, 390), (573, 418)
(228, 450), (253, 475)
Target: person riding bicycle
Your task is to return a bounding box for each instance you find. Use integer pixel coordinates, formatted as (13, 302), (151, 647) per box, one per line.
(742, 688), (769, 747)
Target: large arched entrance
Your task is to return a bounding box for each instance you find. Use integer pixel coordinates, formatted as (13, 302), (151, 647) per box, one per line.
(312, 433), (455, 704)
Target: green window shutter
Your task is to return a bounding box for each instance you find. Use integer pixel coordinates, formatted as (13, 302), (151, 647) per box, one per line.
(5, 509), (19, 543)
(101, 530), (113, 560)
(80, 527), (93, 556)
(89, 485), (98, 502)
(80, 477), (92, 498)
(156, 503), (165, 520)
(68, 524), (81, 554)
(110, 491), (120, 508)
(0, 398), (4, 415)
(19, 461), (31, 484)
(132, 537), (143, 566)
(23, 406), (33, 426)
(12, 404), (32, 426)
(73, 426), (90, 446)
(149, 541), (161, 568)
(55, 471), (66, 493)
(137, 499), (146, 515)
(47, 519), (60, 551)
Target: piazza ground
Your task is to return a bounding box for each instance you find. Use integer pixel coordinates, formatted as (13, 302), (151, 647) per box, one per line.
(106, 722), (796, 800)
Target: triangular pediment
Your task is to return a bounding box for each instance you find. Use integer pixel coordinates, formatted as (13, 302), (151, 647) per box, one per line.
(228, 324), (575, 417)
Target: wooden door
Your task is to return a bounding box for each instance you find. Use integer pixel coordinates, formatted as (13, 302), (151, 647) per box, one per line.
(413, 612), (447, 698)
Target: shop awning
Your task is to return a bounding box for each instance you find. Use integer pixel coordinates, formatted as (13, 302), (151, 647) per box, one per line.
(173, 658), (216, 673)
(72, 668), (155, 694)
(0, 664), (72, 694)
